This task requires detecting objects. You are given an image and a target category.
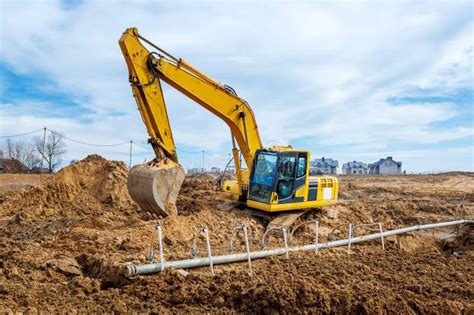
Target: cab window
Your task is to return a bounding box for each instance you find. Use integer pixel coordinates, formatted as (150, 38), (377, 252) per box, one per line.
(253, 153), (277, 186)
(278, 155), (296, 179)
(249, 152), (278, 202)
(297, 155), (307, 177)
(276, 154), (296, 199)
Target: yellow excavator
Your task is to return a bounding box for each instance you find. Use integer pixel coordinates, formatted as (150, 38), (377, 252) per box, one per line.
(119, 28), (338, 222)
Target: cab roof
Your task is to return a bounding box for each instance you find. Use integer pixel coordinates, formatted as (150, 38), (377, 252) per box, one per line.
(261, 146), (310, 154)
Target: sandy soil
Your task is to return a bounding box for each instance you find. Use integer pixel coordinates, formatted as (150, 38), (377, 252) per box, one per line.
(0, 155), (472, 313)
(0, 174), (50, 192)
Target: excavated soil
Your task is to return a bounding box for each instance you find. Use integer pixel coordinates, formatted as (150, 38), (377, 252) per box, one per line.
(0, 155), (473, 313)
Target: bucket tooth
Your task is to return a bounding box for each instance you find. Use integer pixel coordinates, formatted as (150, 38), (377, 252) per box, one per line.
(127, 159), (185, 217)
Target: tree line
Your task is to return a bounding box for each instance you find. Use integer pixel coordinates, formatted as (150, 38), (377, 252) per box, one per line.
(0, 130), (67, 173)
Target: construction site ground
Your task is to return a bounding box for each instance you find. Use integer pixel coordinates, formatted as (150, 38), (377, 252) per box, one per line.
(0, 155), (472, 313)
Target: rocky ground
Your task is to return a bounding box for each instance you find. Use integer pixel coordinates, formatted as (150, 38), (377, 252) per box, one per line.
(0, 155), (472, 313)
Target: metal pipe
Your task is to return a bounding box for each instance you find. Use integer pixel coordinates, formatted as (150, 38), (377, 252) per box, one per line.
(352, 222), (385, 251)
(137, 34), (180, 62)
(125, 219), (472, 277)
(156, 225), (164, 271)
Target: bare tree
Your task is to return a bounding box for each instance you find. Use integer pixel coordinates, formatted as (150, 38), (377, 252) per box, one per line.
(4, 138), (13, 159)
(22, 142), (41, 169)
(1, 138), (41, 169)
(34, 130), (67, 173)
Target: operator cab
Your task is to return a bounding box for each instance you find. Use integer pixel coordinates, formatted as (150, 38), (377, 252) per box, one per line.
(248, 149), (308, 205)
(246, 148), (338, 212)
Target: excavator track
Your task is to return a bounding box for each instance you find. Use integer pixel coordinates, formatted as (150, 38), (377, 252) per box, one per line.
(220, 201), (308, 231)
(266, 210), (307, 230)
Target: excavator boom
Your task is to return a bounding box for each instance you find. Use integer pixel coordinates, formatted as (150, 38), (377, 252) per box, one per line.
(119, 27), (263, 217)
(119, 28), (186, 217)
(119, 28), (338, 222)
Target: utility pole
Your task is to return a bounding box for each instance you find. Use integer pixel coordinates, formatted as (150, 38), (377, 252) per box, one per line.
(129, 140), (133, 168)
(40, 127), (47, 180)
(202, 150), (205, 173)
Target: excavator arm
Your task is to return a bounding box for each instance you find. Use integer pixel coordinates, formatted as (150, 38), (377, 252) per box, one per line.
(119, 27), (263, 216)
(119, 30), (177, 161)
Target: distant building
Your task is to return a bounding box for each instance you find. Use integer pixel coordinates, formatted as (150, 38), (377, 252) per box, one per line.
(0, 158), (29, 173)
(187, 167), (206, 174)
(369, 156), (402, 174)
(210, 167), (221, 173)
(225, 166), (235, 174)
(310, 157), (338, 175)
(342, 161), (368, 174)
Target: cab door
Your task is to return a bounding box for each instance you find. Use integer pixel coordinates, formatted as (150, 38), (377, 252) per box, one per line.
(276, 152), (307, 204)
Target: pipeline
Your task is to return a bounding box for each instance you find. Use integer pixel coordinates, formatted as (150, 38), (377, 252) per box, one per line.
(124, 219), (472, 277)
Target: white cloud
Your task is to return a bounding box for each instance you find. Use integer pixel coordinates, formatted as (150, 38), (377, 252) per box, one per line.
(0, 0), (472, 171)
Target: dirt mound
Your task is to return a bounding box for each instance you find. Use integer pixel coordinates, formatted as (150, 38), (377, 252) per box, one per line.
(177, 175), (220, 215)
(0, 158), (473, 313)
(0, 155), (132, 219)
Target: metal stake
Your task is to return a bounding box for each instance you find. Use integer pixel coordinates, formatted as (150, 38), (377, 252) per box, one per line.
(378, 223), (385, 250)
(156, 224), (165, 271)
(203, 228), (214, 274)
(242, 226), (252, 274)
(125, 220), (473, 277)
(348, 223), (352, 254)
(227, 224), (253, 274)
(351, 223), (385, 251)
(315, 220), (320, 254)
(282, 228), (289, 259)
(261, 226), (290, 259)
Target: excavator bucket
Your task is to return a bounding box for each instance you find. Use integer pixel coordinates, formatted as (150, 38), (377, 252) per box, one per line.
(127, 159), (185, 217)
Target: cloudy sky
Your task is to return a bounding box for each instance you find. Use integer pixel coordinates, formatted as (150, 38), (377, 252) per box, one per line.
(0, 0), (473, 172)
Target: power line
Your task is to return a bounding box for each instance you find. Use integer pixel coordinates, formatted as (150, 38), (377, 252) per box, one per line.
(0, 127), (227, 163)
(204, 151), (219, 158)
(133, 142), (153, 150)
(132, 142), (207, 154)
(47, 128), (130, 147)
(0, 128), (44, 138)
(176, 147), (202, 154)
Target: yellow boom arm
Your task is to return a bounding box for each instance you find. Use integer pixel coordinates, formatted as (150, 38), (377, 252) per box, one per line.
(119, 28), (263, 188)
(119, 27), (339, 217)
